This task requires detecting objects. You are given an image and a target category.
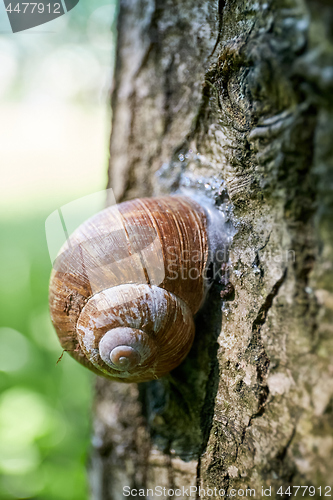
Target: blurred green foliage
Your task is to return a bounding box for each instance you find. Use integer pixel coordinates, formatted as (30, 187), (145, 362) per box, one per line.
(1, 0), (118, 105)
(0, 213), (94, 499)
(0, 1), (118, 498)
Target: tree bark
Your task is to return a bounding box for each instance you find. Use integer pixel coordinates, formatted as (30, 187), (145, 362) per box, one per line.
(89, 0), (333, 497)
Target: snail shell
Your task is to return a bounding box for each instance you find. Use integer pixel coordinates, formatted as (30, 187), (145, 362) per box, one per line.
(49, 195), (224, 382)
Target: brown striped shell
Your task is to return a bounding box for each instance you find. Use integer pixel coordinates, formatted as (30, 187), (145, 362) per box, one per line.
(49, 195), (211, 382)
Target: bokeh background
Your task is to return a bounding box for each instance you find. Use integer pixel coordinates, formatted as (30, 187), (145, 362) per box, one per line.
(0, 1), (117, 498)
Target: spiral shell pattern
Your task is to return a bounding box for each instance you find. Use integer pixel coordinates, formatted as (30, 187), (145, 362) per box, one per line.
(49, 196), (209, 382)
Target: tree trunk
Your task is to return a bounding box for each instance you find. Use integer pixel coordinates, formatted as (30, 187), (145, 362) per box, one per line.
(89, 0), (333, 497)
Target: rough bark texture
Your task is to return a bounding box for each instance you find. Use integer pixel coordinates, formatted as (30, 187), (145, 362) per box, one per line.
(89, 0), (333, 497)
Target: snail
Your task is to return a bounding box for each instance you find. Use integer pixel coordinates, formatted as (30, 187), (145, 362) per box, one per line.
(49, 195), (227, 382)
